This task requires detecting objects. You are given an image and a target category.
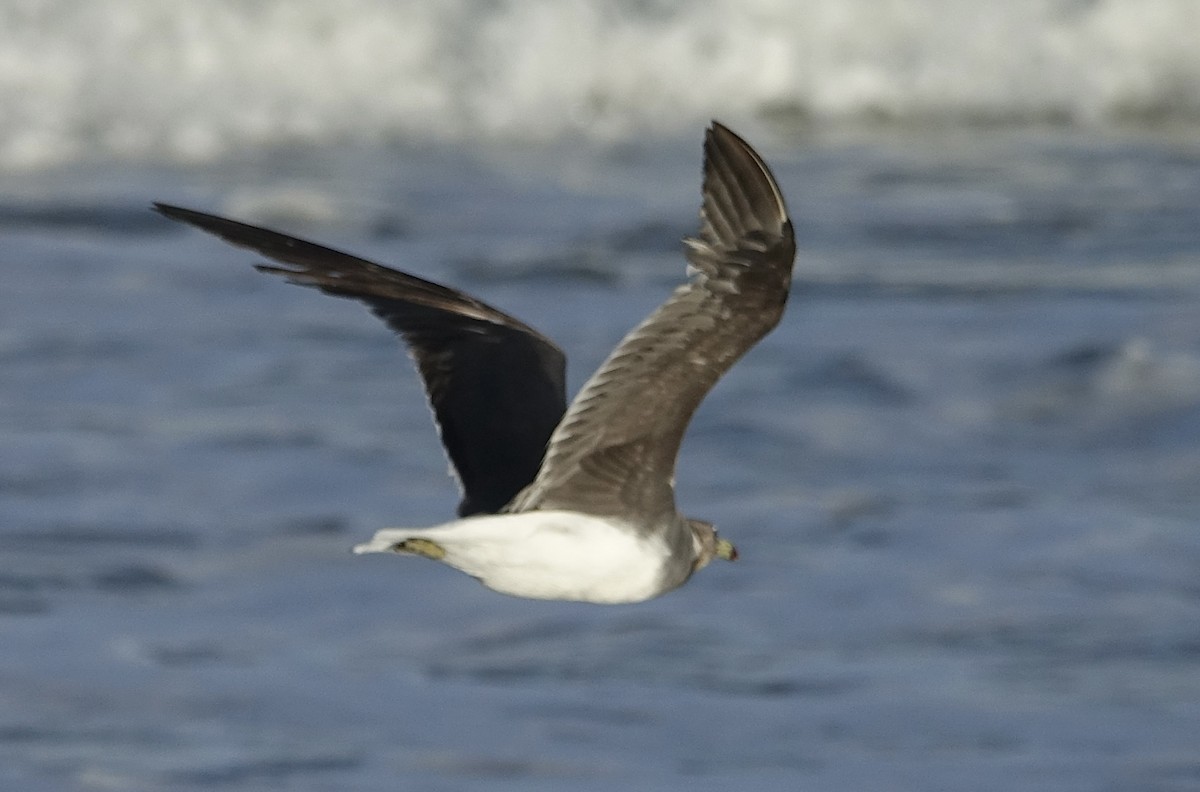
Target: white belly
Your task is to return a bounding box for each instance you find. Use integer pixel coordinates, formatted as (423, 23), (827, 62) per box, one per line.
(356, 511), (674, 604)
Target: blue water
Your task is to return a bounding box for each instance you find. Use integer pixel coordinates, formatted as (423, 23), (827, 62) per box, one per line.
(3, 123), (1199, 791)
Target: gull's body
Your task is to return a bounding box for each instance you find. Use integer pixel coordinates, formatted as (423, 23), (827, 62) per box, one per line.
(156, 121), (795, 603)
(363, 512), (675, 604)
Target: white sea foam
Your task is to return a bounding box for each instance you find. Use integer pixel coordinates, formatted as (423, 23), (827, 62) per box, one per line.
(3, 0), (1200, 169)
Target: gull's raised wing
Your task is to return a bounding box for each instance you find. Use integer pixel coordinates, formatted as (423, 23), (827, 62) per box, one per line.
(506, 122), (795, 523)
(154, 203), (567, 516)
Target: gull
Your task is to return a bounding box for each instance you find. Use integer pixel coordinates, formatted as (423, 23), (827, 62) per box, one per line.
(154, 121), (795, 603)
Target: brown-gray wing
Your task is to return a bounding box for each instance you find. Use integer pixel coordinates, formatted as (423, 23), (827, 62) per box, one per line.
(505, 121), (795, 522)
(153, 203), (567, 516)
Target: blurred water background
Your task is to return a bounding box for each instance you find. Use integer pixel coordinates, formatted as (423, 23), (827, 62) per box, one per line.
(2, 2), (1200, 790)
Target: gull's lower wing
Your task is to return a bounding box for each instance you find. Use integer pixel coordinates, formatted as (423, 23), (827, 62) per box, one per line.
(154, 203), (567, 516)
(507, 122), (796, 521)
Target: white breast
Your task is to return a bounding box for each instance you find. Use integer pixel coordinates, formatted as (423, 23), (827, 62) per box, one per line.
(402, 511), (675, 603)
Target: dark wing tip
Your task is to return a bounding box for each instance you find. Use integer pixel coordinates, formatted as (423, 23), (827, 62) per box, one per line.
(699, 121), (792, 248)
(153, 201), (289, 251)
(685, 122), (796, 290)
(154, 202), (233, 230)
(153, 201), (198, 223)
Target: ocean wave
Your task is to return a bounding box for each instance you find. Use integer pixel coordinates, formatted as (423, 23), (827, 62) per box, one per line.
(3, 0), (1200, 169)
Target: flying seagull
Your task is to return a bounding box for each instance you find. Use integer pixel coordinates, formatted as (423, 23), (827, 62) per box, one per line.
(154, 121), (795, 603)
